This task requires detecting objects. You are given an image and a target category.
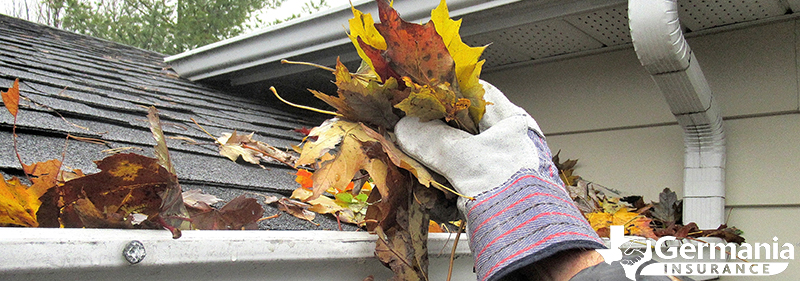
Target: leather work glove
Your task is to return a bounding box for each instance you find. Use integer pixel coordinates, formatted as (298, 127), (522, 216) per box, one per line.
(395, 81), (604, 281)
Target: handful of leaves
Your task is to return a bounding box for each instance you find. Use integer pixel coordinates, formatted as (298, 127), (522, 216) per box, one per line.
(284, 0), (488, 279)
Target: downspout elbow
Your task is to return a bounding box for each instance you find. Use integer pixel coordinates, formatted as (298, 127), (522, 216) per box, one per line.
(629, 0), (726, 229)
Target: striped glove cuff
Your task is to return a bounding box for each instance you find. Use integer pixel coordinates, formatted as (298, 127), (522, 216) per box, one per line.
(466, 132), (605, 281)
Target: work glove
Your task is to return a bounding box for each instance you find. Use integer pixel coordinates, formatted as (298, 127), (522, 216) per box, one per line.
(395, 80), (604, 281)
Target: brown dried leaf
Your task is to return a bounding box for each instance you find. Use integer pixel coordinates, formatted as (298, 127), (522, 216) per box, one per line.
(187, 195), (264, 230)
(276, 198), (316, 222)
(59, 153), (181, 235)
(182, 189), (223, 208)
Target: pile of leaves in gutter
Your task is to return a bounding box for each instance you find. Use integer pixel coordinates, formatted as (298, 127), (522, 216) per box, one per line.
(264, 0), (484, 279)
(0, 79), (268, 239)
(554, 152), (745, 244)
(1, 1), (474, 278)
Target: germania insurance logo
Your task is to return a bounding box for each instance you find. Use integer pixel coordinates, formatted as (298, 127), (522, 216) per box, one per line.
(596, 225), (795, 280)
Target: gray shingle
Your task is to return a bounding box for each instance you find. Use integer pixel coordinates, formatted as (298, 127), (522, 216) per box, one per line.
(0, 14), (341, 231)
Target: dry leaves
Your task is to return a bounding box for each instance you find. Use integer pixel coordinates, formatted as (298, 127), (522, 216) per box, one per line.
(217, 131), (297, 167)
(1, 78), (20, 117)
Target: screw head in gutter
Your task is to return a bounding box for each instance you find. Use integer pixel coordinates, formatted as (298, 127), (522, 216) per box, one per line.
(123, 240), (146, 264)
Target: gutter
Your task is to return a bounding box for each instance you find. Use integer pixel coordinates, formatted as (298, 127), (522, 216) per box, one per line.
(164, 0), (521, 83)
(0, 228), (474, 280)
(628, 0), (726, 229)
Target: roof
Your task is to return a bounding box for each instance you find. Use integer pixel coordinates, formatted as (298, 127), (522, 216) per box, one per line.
(166, 0), (798, 94)
(0, 14), (356, 231)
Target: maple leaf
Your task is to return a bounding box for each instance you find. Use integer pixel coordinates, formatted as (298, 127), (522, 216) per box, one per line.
(294, 169), (314, 189)
(0, 177), (41, 227)
(430, 0), (487, 125)
(372, 182), (431, 281)
(349, 0), (484, 133)
(358, 123), (433, 188)
(651, 188), (680, 225)
(586, 207), (656, 239)
(58, 153), (182, 235)
(0, 159), (61, 227)
(428, 220), (444, 233)
(373, 0), (455, 86)
(311, 132), (371, 198)
(2, 78), (20, 117)
(295, 118), (356, 167)
(348, 4), (387, 77)
(186, 195), (264, 230)
(309, 59), (401, 128)
(553, 151), (580, 186)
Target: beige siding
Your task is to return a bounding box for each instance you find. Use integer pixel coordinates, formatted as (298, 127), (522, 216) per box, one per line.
(720, 206), (800, 280)
(483, 17), (800, 280)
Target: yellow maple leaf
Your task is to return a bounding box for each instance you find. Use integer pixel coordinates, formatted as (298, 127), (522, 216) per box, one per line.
(0, 177), (43, 227)
(0, 159), (62, 227)
(586, 207), (656, 239)
(430, 0), (487, 125)
(348, 5), (387, 74)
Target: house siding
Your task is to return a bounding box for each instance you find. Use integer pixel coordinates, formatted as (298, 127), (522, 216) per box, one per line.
(483, 18), (800, 280)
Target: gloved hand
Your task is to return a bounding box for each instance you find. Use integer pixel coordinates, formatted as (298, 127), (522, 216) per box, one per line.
(395, 80), (604, 281)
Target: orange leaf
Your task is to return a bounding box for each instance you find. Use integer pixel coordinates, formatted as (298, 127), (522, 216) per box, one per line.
(1, 78), (20, 117)
(294, 169), (314, 189)
(428, 220), (444, 233)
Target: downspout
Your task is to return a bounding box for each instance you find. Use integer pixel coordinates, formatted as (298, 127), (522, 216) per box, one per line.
(628, 0), (726, 229)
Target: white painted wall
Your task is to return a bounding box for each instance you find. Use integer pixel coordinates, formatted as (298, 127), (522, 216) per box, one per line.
(483, 18), (800, 281)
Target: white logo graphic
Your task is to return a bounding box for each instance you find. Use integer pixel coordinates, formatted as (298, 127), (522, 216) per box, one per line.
(595, 225), (652, 280)
(596, 225), (793, 280)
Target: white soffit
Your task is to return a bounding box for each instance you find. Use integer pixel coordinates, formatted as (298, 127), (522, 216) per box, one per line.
(166, 0), (796, 85)
(564, 5), (631, 46)
(678, 0), (790, 31)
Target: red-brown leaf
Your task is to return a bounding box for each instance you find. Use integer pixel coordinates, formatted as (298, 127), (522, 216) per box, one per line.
(373, 0), (455, 86)
(187, 195), (264, 230)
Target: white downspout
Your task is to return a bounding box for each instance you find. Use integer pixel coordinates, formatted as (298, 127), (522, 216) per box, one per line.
(628, 0), (726, 229)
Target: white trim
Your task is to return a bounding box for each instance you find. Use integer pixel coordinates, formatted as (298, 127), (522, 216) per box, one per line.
(0, 228), (474, 280)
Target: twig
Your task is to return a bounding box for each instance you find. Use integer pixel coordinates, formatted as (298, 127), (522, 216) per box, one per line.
(23, 87), (92, 132)
(431, 180), (474, 200)
(447, 221), (465, 281)
(257, 213), (281, 222)
(191, 118), (225, 146)
(101, 147), (144, 154)
(166, 136), (198, 145)
(281, 59), (336, 72)
(269, 86), (340, 116)
(282, 59), (376, 80)
(67, 134), (108, 145)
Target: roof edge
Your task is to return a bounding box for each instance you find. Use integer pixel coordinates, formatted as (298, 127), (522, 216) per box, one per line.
(164, 0), (521, 81)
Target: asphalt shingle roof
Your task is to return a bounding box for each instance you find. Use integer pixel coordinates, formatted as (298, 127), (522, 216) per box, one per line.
(0, 14), (356, 231)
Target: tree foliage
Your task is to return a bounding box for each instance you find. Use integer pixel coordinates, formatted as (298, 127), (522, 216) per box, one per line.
(24, 0), (327, 55)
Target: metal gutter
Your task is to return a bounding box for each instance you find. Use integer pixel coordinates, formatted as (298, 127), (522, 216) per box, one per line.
(629, 0), (726, 229)
(0, 228), (474, 281)
(164, 0), (522, 83)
